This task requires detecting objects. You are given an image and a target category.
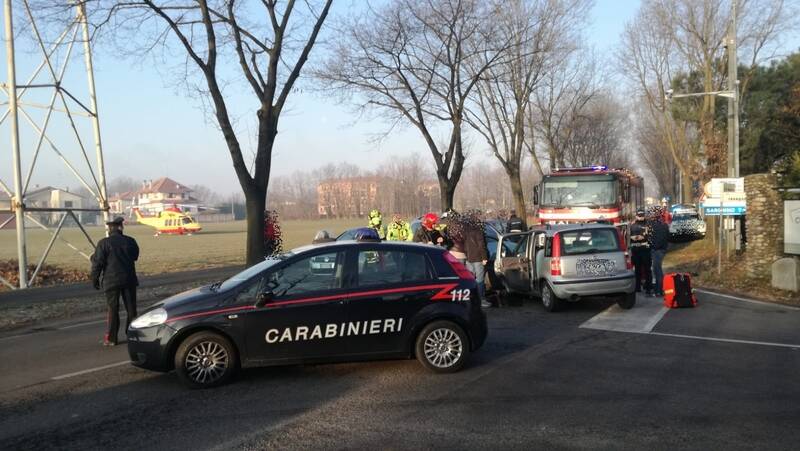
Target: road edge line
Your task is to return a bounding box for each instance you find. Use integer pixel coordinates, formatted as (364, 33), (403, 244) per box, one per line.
(648, 331), (800, 349)
(695, 288), (800, 310)
(51, 361), (130, 380)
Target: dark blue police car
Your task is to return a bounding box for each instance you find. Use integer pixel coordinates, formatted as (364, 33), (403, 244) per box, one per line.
(127, 240), (487, 388)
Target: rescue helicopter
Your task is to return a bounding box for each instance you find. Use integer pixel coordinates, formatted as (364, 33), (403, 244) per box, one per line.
(132, 205), (202, 236)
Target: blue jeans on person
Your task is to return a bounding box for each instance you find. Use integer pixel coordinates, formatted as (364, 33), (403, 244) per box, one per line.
(651, 249), (666, 294)
(465, 261), (486, 300)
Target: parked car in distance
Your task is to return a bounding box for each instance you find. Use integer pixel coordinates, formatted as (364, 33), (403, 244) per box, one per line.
(493, 223), (636, 312)
(669, 204), (706, 242)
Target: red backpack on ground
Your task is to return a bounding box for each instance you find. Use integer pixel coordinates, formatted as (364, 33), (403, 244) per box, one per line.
(663, 273), (697, 308)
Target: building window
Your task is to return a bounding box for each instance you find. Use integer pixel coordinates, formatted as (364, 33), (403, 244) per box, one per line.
(64, 201), (73, 208)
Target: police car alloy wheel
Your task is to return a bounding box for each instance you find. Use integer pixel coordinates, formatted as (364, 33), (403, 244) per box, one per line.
(174, 331), (239, 388)
(415, 321), (470, 373)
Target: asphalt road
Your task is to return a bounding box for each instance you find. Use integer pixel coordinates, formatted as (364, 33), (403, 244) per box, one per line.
(1, 290), (798, 450)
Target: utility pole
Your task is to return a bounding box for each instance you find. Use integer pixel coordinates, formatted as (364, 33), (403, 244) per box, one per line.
(727, 0), (739, 178)
(4, 0), (28, 288)
(726, 0), (741, 252)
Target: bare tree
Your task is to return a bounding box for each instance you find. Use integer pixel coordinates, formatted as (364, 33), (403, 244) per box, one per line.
(315, 0), (511, 211)
(465, 0), (591, 223)
(560, 93), (630, 168)
(619, 0), (796, 201)
(533, 49), (600, 169)
(633, 102), (679, 199)
(82, 0), (332, 265)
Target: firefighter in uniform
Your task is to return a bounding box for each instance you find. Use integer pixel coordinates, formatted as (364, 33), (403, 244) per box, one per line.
(91, 217), (140, 346)
(630, 209), (652, 295)
(413, 213), (445, 246)
(367, 209), (386, 240)
(386, 214), (413, 241)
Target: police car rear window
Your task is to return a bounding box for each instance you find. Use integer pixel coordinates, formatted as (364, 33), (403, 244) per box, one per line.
(559, 229), (620, 255)
(357, 250), (431, 286)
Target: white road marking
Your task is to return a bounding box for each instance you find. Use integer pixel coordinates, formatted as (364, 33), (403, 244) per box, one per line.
(694, 289), (800, 310)
(51, 361), (130, 381)
(0, 317), (125, 342)
(647, 332), (800, 349)
(580, 294), (668, 333)
(58, 319), (107, 330)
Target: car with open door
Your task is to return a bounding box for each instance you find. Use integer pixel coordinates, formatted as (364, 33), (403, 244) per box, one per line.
(127, 240), (487, 388)
(493, 223), (636, 312)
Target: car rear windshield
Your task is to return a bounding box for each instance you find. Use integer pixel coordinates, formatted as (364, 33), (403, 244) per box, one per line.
(559, 229), (620, 255)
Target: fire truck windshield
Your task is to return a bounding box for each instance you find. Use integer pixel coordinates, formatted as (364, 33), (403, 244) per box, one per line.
(541, 175), (617, 208)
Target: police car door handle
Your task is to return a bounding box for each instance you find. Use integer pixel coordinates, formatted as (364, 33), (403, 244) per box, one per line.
(227, 314), (239, 319)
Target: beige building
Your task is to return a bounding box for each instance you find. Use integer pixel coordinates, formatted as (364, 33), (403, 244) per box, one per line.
(136, 177), (199, 213)
(317, 177), (381, 218)
(109, 191), (136, 216)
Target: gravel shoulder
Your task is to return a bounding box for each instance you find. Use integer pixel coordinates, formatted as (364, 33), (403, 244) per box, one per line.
(0, 267), (240, 332)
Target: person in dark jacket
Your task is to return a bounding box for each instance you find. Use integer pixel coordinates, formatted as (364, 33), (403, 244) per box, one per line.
(507, 210), (524, 232)
(91, 217), (140, 346)
(630, 209), (652, 295)
(413, 213), (445, 246)
(648, 207), (670, 297)
(463, 210), (490, 308)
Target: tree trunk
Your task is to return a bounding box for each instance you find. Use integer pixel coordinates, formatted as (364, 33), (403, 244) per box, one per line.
(437, 175), (456, 211)
(244, 190), (266, 266)
(681, 170), (693, 203)
(507, 168), (527, 227)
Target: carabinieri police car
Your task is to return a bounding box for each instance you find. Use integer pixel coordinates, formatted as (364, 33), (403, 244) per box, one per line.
(127, 240), (487, 388)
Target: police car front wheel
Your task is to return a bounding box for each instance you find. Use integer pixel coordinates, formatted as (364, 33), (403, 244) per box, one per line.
(415, 321), (470, 373)
(174, 331), (239, 388)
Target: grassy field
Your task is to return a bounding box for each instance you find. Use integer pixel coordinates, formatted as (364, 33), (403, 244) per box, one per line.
(0, 218), (363, 276)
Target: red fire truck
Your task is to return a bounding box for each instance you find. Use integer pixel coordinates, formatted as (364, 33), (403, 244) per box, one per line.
(532, 166), (644, 225)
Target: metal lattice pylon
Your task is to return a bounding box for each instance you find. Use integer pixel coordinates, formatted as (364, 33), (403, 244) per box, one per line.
(1, 0), (108, 289)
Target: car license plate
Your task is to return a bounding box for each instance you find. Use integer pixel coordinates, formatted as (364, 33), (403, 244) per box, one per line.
(576, 258), (615, 276)
(319, 263), (334, 269)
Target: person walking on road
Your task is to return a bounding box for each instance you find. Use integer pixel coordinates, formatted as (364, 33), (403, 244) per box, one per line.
(630, 209), (653, 295)
(91, 217), (140, 346)
(464, 210), (491, 308)
(648, 207), (670, 297)
(507, 210), (524, 232)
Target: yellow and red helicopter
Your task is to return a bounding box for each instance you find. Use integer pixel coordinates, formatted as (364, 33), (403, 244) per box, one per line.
(133, 205), (202, 235)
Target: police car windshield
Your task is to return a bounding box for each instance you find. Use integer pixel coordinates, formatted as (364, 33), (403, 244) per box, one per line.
(217, 255), (289, 291)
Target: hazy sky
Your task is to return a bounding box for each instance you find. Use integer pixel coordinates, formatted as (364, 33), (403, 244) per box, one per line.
(0, 0), (795, 200)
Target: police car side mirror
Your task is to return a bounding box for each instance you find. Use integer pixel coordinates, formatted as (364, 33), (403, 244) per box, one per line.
(255, 291), (274, 308)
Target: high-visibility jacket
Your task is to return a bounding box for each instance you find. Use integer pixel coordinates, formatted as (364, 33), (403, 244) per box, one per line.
(386, 221), (413, 241)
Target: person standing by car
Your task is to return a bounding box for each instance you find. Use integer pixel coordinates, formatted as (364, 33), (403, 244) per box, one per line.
(386, 213), (413, 241)
(413, 212), (445, 246)
(367, 209), (386, 240)
(91, 217), (140, 346)
(507, 210), (524, 232)
(444, 212), (467, 264)
(630, 209), (653, 295)
(648, 207), (670, 297)
(464, 210), (490, 308)
(264, 210), (283, 257)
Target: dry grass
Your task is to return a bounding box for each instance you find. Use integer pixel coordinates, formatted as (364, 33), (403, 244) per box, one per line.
(664, 236), (799, 305)
(0, 218), (363, 276)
